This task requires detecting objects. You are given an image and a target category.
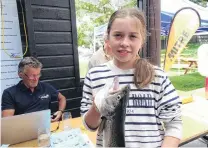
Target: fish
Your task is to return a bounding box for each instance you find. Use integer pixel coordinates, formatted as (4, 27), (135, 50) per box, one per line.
(97, 84), (130, 147)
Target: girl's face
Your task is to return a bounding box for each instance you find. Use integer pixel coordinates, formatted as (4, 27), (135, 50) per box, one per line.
(107, 17), (143, 68)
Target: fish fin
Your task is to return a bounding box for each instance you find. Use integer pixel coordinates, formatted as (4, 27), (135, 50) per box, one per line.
(98, 117), (106, 133)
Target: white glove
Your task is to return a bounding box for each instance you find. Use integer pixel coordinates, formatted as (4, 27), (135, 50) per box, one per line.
(94, 76), (119, 116)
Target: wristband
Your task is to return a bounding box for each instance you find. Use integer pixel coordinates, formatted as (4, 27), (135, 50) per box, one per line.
(58, 110), (64, 113)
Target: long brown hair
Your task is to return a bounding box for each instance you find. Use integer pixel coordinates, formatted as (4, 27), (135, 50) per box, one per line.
(107, 8), (155, 88)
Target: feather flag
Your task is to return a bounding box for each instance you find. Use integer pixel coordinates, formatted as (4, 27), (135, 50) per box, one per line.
(164, 7), (201, 72)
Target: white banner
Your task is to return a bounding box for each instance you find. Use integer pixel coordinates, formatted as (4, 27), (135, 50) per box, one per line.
(1, 0), (23, 96)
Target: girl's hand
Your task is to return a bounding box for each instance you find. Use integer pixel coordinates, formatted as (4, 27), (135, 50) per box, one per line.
(94, 76), (119, 115)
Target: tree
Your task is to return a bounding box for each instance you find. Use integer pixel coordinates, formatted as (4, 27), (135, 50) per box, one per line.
(75, 0), (137, 48)
(189, 0), (208, 7)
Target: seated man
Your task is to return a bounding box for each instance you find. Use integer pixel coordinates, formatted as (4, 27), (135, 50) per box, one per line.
(1, 57), (66, 122)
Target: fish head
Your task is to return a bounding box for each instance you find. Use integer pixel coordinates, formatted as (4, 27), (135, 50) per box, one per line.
(98, 85), (130, 133)
(103, 84), (130, 116)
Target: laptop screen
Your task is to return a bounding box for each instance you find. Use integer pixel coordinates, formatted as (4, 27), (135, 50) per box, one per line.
(1, 109), (51, 145)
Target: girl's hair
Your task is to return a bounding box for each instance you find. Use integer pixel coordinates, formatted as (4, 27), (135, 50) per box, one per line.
(107, 7), (155, 88)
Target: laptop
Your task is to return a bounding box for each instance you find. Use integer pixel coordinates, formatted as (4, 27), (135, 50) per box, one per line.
(1, 109), (51, 145)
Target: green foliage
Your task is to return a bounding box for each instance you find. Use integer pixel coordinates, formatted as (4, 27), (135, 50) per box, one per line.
(189, 0), (208, 7)
(122, 1), (137, 8)
(77, 22), (94, 47)
(75, 0), (137, 47)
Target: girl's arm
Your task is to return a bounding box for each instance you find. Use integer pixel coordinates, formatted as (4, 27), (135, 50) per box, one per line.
(158, 73), (182, 147)
(80, 72), (101, 131)
(162, 136), (180, 147)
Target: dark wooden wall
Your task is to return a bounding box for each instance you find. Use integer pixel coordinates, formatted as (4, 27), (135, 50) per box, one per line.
(17, 0), (82, 117)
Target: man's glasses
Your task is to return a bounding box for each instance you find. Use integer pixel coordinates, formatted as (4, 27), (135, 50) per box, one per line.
(24, 73), (41, 80)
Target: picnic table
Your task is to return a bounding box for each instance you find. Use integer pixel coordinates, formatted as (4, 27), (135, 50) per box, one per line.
(179, 58), (198, 74)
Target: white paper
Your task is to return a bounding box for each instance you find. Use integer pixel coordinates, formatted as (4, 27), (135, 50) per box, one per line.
(50, 128), (95, 148)
(1, 0), (23, 96)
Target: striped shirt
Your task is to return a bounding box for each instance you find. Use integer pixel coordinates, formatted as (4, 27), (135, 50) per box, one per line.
(80, 61), (182, 148)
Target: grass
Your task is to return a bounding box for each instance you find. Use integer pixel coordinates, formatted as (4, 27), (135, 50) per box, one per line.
(169, 72), (205, 91)
(79, 59), (89, 78)
(182, 43), (201, 58)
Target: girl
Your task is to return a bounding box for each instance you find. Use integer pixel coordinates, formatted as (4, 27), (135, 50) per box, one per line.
(81, 8), (182, 148)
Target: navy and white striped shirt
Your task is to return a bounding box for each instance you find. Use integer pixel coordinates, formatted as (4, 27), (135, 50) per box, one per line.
(81, 61), (182, 148)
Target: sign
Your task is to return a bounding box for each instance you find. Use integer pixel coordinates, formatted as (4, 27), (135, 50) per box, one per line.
(1, 0), (23, 96)
(163, 7), (200, 72)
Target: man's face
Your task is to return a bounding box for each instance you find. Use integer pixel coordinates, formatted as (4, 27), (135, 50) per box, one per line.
(19, 66), (41, 89)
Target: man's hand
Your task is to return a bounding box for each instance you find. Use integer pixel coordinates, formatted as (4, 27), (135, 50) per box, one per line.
(2, 109), (15, 117)
(51, 111), (62, 122)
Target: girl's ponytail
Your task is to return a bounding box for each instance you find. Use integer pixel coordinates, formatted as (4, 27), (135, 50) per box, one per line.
(134, 58), (155, 88)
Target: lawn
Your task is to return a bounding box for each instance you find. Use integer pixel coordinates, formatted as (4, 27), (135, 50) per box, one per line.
(79, 58), (89, 78)
(162, 43), (204, 91)
(169, 72), (205, 91)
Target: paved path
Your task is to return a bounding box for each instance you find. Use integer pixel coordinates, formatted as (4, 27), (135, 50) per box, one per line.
(177, 88), (205, 98)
